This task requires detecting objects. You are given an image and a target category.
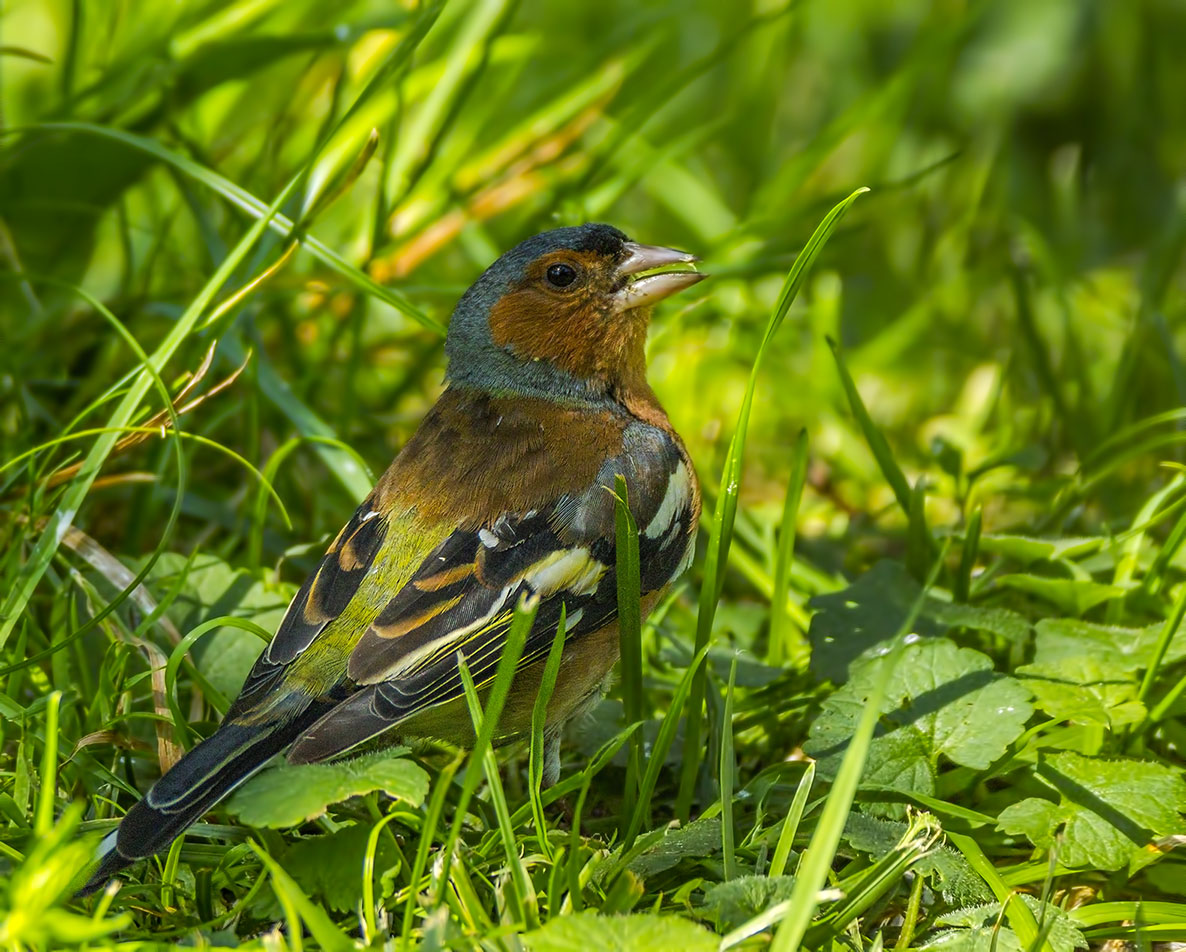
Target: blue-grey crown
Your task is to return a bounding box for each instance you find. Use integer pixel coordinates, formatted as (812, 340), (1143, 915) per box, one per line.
(443, 223), (629, 400)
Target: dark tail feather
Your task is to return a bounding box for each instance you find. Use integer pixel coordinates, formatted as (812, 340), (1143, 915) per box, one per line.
(79, 714), (316, 896)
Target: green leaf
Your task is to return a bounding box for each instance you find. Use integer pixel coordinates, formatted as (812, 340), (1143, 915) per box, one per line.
(1143, 863), (1186, 897)
(626, 816), (723, 879)
(932, 600), (1032, 645)
(997, 751), (1186, 870)
(280, 824), (400, 913)
(808, 561), (1029, 683)
(1032, 617), (1186, 673)
(226, 749), (429, 828)
(809, 562), (945, 684)
(251, 843), (355, 952)
(975, 535), (1104, 563)
(1017, 656), (1145, 727)
(997, 574), (1129, 616)
(843, 813), (991, 904)
(806, 638), (1033, 807)
(997, 797), (1062, 849)
(922, 896), (1088, 952)
(522, 911), (718, 952)
(700, 875), (796, 931)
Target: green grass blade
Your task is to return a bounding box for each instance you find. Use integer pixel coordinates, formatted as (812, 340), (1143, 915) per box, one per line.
(435, 595), (536, 907)
(0, 277), (188, 672)
(529, 606), (568, 861)
(827, 335), (912, 517)
(768, 428), (809, 665)
(384, 0), (516, 208)
(31, 122), (443, 335)
(222, 336), (374, 502)
(947, 831), (1049, 952)
(614, 474), (644, 831)
(720, 657), (738, 881)
(623, 644), (711, 850)
(458, 647), (539, 929)
(33, 691), (62, 838)
(1139, 580), (1186, 719)
(906, 477), (933, 581)
(769, 761), (815, 879)
(804, 815), (937, 946)
(362, 809), (403, 944)
(1010, 266), (1083, 457)
(0, 165), (302, 654)
(954, 505), (982, 603)
(251, 842), (354, 952)
(399, 754), (462, 944)
(676, 186), (869, 821)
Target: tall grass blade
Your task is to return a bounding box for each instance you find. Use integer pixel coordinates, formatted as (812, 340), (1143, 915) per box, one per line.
(0, 168), (302, 653)
(768, 428), (809, 665)
(955, 506), (982, 603)
(436, 595), (536, 905)
(623, 644), (711, 849)
(1139, 581), (1186, 709)
(676, 186), (869, 821)
(34, 691), (61, 837)
(906, 477), (933, 581)
(614, 474), (644, 830)
(458, 649), (539, 929)
(827, 336), (912, 518)
(33, 122), (443, 334)
(720, 658), (738, 880)
(251, 843), (354, 952)
(946, 831), (1050, 952)
(399, 755), (463, 944)
(769, 760), (815, 879)
(529, 606), (568, 860)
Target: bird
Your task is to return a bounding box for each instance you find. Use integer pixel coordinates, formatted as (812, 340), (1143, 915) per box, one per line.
(81, 222), (704, 895)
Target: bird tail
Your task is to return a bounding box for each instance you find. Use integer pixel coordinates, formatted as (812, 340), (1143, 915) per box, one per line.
(79, 713), (316, 896)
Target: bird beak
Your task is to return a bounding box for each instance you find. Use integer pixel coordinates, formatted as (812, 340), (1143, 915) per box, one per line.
(612, 241), (706, 311)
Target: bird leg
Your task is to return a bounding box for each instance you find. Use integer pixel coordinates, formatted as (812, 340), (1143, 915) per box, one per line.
(541, 730), (563, 789)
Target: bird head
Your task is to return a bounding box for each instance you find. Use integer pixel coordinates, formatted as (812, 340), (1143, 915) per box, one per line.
(444, 223), (704, 402)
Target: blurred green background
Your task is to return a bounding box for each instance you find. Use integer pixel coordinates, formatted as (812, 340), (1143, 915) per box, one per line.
(5, 0), (1185, 569)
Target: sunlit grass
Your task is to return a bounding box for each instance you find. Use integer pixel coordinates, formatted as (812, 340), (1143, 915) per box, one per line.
(4, 0), (1186, 949)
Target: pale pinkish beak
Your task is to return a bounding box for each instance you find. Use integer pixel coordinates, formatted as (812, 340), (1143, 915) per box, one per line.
(612, 241), (705, 311)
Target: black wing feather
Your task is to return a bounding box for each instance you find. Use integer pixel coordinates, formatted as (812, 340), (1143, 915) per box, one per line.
(228, 498), (388, 715)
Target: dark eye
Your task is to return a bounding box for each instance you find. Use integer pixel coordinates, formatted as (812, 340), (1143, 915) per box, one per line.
(546, 262), (578, 288)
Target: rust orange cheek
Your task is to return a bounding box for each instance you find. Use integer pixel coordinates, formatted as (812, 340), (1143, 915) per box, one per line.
(488, 289), (610, 380)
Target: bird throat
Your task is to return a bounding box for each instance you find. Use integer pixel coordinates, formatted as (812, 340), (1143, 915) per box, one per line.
(484, 291), (652, 407)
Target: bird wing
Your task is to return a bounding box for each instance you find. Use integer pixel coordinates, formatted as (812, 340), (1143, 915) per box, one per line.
(225, 497), (450, 719)
(284, 422), (697, 763)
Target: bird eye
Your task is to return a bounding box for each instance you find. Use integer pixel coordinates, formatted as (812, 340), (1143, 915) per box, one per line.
(545, 262), (578, 288)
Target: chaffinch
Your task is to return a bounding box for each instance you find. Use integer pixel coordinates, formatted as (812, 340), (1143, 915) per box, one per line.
(83, 223), (704, 894)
